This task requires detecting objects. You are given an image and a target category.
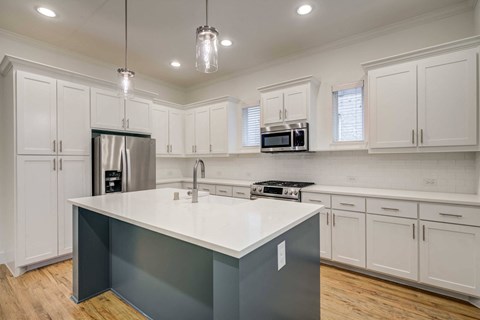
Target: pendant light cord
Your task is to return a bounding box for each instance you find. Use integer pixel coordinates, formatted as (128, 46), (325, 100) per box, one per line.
(124, 0), (128, 69)
(205, 0), (209, 26)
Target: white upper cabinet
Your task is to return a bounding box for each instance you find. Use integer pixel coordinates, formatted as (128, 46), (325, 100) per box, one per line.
(184, 110), (196, 155)
(258, 77), (319, 127)
(262, 91), (284, 125)
(209, 104), (228, 154)
(417, 48), (477, 147)
(368, 62), (417, 149)
(283, 85), (308, 122)
(90, 88), (125, 131)
(364, 39), (479, 152)
(57, 156), (91, 255)
(91, 88), (152, 134)
(57, 81), (90, 155)
(195, 106), (211, 154)
(16, 156), (58, 266)
(125, 97), (151, 134)
(151, 104), (184, 155)
(16, 71), (57, 155)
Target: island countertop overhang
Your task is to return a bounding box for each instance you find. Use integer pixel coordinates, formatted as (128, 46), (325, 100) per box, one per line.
(69, 188), (323, 258)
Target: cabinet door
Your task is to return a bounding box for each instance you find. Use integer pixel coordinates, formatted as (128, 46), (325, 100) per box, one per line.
(169, 109), (184, 155)
(16, 156), (58, 266)
(262, 91), (284, 125)
(90, 88), (125, 131)
(57, 81), (90, 156)
(16, 71), (57, 155)
(283, 85), (308, 122)
(332, 210), (366, 268)
(125, 97), (151, 133)
(151, 106), (169, 155)
(368, 62), (417, 148)
(320, 208), (332, 260)
(367, 215), (418, 281)
(418, 49), (477, 147)
(420, 221), (480, 297)
(195, 107), (211, 154)
(184, 110), (195, 155)
(209, 104), (228, 154)
(57, 156), (91, 255)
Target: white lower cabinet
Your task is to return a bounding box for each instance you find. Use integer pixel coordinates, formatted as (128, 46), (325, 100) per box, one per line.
(331, 210), (366, 268)
(420, 220), (480, 297)
(319, 208), (332, 260)
(16, 155), (91, 267)
(366, 214), (418, 281)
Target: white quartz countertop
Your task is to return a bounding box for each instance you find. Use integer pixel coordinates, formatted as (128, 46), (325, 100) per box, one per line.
(69, 188), (322, 258)
(302, 185), (480, 206)
(156, 178), (253, 187)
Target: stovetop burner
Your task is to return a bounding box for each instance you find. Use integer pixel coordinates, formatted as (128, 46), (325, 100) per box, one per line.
(254, 180), (315, 188)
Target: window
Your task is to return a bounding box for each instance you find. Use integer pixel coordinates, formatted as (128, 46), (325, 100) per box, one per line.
(242, 105), (261, 147)
(332, 81), (364, 142)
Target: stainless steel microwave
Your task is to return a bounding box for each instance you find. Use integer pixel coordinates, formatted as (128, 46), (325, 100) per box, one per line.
(261, 122), (309, 153)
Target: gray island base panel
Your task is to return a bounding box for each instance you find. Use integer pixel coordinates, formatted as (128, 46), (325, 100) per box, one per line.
(71, 206), (320, 320)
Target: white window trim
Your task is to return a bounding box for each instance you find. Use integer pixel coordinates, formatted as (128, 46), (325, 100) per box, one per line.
(331, 80), (366, 147)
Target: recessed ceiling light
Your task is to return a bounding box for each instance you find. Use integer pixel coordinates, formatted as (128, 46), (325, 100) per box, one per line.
(170, 61), (181, 68)
(36, 7), (57, 18)
(296, 4), (313, 15)
(220, 39), (233, 47)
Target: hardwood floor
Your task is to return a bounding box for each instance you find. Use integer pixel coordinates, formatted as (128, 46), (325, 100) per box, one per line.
(0, 260), (479, 319)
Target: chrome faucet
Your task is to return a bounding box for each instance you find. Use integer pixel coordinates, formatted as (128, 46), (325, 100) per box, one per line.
(190, 159), (205, 203)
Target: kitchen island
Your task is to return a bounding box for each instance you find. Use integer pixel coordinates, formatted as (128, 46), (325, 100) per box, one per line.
(69, 188), (322, 320)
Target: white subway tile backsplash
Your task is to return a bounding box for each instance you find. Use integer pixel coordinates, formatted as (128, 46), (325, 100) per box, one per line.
(157, 151), (479, 194)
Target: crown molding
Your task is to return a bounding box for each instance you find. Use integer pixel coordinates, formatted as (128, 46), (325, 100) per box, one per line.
(183, 96), (241, 109)
(257, 75), (320, 92)
(186, 0), (476, 93)
(361, 35), (480, 70)
(153, 98), (184, 109)
(0, 55), (159, 99)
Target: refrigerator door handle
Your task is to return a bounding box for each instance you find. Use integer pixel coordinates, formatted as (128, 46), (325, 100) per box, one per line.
(121, 141), (128, 192)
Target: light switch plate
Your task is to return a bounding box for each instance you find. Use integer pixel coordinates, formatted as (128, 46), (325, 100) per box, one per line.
(277, 241), (286, 270)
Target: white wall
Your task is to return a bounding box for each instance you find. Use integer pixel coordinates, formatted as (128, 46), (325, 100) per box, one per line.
(182, 152), (477, 194)
(475, 1), (480, 34)
(0, 30), (186, 104)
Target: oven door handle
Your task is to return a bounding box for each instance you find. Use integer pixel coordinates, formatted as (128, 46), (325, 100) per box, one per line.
(250, 195), (300, 202)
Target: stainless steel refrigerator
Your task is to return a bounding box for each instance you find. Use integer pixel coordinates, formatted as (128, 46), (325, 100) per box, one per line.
(93, 134), (156, 195)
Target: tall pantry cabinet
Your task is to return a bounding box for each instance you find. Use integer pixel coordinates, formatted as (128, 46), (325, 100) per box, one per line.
(0, 60), (91, 276)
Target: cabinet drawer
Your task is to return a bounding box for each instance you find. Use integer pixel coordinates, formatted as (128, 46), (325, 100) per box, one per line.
(420, 203), (480, 227)
(332, 195), (365, 212)
(302, 192), (331, 208)
(233, 187), (250, 199)
(216, 185), (233, 197)
(198, 184), (215, 194)
(367, 198), (417, 219)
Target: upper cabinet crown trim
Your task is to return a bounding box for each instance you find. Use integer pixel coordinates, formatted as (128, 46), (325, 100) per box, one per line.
(258, 76), (320, 93)
(152, 99), (184, 109)
(361, 35), (480, 71)
(183, 96), (241, 109)
(0, 55), (158, 99)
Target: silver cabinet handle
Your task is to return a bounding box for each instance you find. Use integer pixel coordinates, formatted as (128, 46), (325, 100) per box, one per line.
(202, 188), (210, 192)
(326, 212), (329, 226)
(340, 202), (355, 206)
(422, 225), (426, 241)
(439, 213), (463, 218)
(210, 144), (212, 152)
(59, 158), (63, 171)
(166, 145), (169, 153)
(412, 129), (415, 145)
(236, 192), (246, 195)
(332, 213), (336, 227)
(309, 199), (323, 203)
(122, 118), (125, 128)
(284, 109), (287, 120)
(219, 190), (227, 193)
(59, 140), (63, 153)
(127, 119), (130, 128)
(420, 129), (424, 144)
(279, 109), (282, 120)
(53, 140), (56, 152)
(381, 207), (399, 212)
(412, 223), (415, 240)
(53, 158), (56, 171)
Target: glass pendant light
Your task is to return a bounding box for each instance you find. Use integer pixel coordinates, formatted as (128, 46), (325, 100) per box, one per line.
(196, 0), (219, 73)
(117, 0), (135, 98)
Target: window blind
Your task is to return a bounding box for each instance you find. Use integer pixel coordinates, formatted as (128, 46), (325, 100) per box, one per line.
(333, 86), (364, 142)
(242, 106), (261, 147)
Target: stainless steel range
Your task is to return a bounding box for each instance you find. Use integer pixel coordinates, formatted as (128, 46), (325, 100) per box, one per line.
(250, 180), (315, 202)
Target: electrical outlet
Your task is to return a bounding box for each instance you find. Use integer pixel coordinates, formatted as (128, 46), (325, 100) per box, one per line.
(277, 241), (286, 271)
(347, 176), (357, 182)
(423, 178), (437, 186)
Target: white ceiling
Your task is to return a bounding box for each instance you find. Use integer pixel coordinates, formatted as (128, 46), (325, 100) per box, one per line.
(0, 0), (472, 88)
